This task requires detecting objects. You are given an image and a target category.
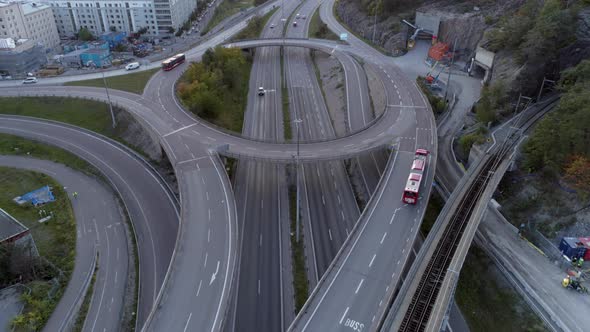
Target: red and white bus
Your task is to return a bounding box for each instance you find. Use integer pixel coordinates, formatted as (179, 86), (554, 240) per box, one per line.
(402, 149), (429, 205)
(162, 53), (186, 71)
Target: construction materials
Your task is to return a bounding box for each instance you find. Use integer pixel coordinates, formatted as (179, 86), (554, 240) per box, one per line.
(559, 237), (587, 260)
(562, 275), (588, 294)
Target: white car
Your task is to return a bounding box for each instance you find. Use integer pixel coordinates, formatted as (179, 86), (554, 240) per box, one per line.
(125, 62), (140, 70)
(22, 77), (37, 84)
(270, 24), (275, 29)
(258, 87), (265, 96)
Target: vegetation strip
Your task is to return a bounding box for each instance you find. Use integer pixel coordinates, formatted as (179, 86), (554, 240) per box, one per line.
(231, 7), (278, 41)
(289, 181), (309, 312)
(202, 0), (256, 35)
(281, 55), (292, 140)
(1, 168), (76, 330)
(64, 68), (160, 95)
(72, 254), (99, 332)
(309, 9), (338, 40)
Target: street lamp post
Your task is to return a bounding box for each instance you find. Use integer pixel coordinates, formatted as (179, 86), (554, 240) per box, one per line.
(294, 118), (302, 242)
(88, 60), (116, 128)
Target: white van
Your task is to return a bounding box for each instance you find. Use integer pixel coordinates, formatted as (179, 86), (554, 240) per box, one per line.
(125, 62), (140, 70)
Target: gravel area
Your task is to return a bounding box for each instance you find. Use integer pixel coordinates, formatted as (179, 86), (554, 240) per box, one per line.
(311, 50), (347, 136)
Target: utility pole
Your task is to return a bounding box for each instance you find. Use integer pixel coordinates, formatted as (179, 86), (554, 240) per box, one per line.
(443, 37), (458, 104)
(294, 118), (302, 242)
(537, 77), (556, 101)
(102, 70), (116, 128)
(89, 60), (116, 128)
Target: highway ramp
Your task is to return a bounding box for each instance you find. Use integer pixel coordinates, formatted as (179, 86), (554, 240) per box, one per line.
(0, 116), (179, 328)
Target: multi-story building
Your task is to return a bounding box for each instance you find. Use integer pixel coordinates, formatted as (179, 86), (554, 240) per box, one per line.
(45, 0), (196, 37)
(0, 38), (47, 77)
(0, 1), (60, 51)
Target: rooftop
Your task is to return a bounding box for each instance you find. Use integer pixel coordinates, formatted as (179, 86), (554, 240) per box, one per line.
(0, 1), (51, 15)
(0, 208), (28, 243)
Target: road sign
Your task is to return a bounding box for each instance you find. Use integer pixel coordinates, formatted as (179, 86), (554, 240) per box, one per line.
(340, 33), (348, 41)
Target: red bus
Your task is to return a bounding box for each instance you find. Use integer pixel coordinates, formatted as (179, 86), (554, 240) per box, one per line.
(402, 149), (429, 205)
(162, 53), (186, 71)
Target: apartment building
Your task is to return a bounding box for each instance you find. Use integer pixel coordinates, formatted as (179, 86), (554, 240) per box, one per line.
(0, 1), (60, 51)
(45, 0), (196, 37)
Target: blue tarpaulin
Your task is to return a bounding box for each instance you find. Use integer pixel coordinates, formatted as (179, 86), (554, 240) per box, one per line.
(18, 186), (55, 206)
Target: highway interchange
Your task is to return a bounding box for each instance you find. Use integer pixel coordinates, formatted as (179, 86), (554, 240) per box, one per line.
(0, 0), (467, 330)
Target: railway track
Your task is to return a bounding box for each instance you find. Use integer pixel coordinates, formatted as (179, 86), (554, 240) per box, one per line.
(397, 96), (559, 332)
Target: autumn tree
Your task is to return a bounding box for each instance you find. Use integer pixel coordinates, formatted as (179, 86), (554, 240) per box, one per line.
(564, 156), (590, 195)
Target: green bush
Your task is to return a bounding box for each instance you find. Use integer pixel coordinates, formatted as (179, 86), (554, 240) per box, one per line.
(177, 47), (252, 132)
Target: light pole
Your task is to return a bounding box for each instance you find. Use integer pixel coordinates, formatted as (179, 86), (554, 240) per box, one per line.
(294, 118), (302, 242)
(88, 60), (116, 128)
(443, 37), (458, 104)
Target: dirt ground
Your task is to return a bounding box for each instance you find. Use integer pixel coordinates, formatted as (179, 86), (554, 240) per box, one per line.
(311, 51), (347, 136)
(363, 63), (387, 119)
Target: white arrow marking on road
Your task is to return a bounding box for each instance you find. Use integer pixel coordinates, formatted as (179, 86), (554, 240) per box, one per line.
(210, 260), (220, 285)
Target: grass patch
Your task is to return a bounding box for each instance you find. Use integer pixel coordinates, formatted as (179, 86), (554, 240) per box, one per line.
(289, 178), (308, 313)
(72, 254), (99, 332)
(232, 7), (278, 41)
(0, 133), (100, 177)
(202, 0), (254, 35)
(0, 97), (153, 161)
(177, 47), (252, 133)
(65, 68), (160, 95)
(1, 168), (76, 330)
(309, 9), (338, 40)
(281, 56), (292, 141)
(456, 246), (548, 332)
(420, 191), (444, 236)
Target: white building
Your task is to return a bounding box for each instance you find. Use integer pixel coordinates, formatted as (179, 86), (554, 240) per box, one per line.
(0, 1), (60, 51)
(44, 0), (196, 37)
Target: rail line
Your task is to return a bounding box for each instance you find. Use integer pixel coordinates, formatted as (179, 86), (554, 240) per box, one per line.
(397, 96), (558, 332)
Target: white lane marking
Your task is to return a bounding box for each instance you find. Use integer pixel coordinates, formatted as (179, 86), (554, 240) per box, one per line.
(116, 247), (119, 261)
(339, 307), (350, 325)
(259, 233), (263, 247)
(369, 254), (376, 267)
(210, 260), (220, 285)
(389, 208), (400, 225)
(91, 227), (110, 332)
(177, 155), (209, 165)
(328, 229), (333, 241)
(322, 195), (325, 206)
(115, 271), (118, 284)
(261, 199), (264, 209)
(355, 279), (364, 294)
(380, 232), (387, 244)
(196, 280), (202, 297)
(337, 195), (341, 204)
(201, 177), (206, 185)
(204, 253), (208, 267)
(208, 228), (211, 243)
(258, 279), (261, 295)
(206, 191), (210, 201)
(163, 123), (197, 137)
(207, 136), (217, 142)
(208, 209), (211, 221)
(183, 313), (193, 332)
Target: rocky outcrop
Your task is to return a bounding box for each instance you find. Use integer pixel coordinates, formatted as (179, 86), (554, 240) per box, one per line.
(335, 0), (408, 54)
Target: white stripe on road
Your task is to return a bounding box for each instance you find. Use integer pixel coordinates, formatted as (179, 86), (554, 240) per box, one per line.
(339, 307), (350, 325)
(355, 279), (364, 294)
(163, 123), (196, 137)
(183, 313), (193, 332)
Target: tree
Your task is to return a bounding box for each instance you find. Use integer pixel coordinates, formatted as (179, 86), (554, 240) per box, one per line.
(78, 27), (94, 41)
(564, 156), (590, 195)
(168, 26), (175, 34)
(137, 26), (149, 36)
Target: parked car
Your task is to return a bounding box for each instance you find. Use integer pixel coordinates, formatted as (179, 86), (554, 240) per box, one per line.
(22, 77), (37, 84)
(293, 21), (297, 27)
(125, 62), (141, 70)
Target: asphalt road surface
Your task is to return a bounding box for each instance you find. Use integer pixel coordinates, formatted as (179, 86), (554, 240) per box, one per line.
(0, 156), (128, 332)
(229, 2), (300, 331)
(0, 117), (179, 329)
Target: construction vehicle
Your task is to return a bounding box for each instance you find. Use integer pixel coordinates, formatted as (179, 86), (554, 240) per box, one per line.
(562, 275), (588, 294)
(402, 20), (434, 49)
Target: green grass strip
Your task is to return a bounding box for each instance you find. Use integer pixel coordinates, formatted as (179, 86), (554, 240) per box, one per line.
(289, 181), (309, 313)
(202, 0), (254, 35)
(65, 68), (159, 95)
(309, 9), (338, 40)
